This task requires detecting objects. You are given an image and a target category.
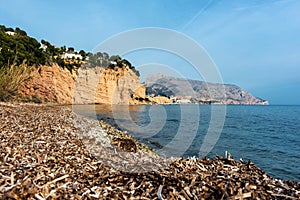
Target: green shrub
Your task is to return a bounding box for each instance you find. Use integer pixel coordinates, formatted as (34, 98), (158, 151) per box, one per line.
(0, 62), (31, 101)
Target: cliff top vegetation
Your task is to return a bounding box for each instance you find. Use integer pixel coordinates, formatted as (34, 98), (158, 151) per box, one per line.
(0, 25), (139, 76)
(0, 25), (140, 101)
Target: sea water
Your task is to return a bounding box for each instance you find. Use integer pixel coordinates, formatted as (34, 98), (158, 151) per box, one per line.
(72, 104), (300, 182)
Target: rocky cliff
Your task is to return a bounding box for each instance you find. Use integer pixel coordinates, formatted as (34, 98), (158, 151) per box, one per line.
(19, 64), (147, 104)
(19, 64), (76, 104)
(73, 66), (147, 104)
(18, 66), (268, 105)
(145, 73), (269, 105)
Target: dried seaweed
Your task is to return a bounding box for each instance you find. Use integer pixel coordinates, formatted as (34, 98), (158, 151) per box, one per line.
(0, 104), (299, 199)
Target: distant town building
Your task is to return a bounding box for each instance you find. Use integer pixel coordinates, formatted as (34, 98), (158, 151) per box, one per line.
(170, 96), (177, 103)
(5, 31), (15, 36)
(176, 99), (191, 104)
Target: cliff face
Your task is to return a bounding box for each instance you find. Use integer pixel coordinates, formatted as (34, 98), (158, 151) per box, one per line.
(73, 66), (147, 104)
(145, 73), (269, 105)
(148, 96), (172, 104)
(18, 66), (268, 105)
(19, 64), (146, 104)
(19, 64), (76, 104)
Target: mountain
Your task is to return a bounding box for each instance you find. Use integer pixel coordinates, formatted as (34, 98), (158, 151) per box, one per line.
(145, 73), (268, 105)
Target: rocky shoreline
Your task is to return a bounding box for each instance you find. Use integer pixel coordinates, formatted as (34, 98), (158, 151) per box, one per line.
(0, 103), (299, 199)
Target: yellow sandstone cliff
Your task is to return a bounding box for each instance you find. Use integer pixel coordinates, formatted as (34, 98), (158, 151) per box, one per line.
(19, 64), (148, 105)
(73, 66), (147, 104)
(19, 64), (76, 104)
(149, 96), (172, 104)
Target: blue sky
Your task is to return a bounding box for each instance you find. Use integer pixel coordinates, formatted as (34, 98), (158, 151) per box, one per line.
(1, 0), (299, 104)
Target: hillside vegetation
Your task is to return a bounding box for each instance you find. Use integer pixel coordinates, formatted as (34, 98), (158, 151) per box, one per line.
(0, 25), (47, 68)
(0, 25), (140, 101)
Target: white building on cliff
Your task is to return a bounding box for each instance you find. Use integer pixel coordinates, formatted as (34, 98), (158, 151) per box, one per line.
(5, 31), (15, 36)
(61, 52), (82, 60)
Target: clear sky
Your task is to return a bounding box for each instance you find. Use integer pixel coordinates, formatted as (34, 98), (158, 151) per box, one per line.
(1, 0), (299, 104)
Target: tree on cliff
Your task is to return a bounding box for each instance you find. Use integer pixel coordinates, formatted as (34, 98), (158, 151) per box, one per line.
(0, 25), (48, 68)
(0, 25), (141, 77)
(79, 50), (86, 60)
(68, 47), (74, 52)
(15, 27), (27, 36)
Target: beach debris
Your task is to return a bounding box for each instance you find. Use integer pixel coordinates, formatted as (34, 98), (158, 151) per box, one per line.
(99, 120), (154, 154)
(0, 103), (299, 199)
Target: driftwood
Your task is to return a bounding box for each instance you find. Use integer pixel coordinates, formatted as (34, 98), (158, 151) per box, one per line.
(0, 104), (299, 199)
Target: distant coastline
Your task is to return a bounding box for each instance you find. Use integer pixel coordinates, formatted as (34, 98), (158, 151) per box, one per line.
(0, 25), (268, 106)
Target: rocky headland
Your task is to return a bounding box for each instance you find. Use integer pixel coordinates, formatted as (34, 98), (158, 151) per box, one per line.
(17, 65), (269, 106)
(146, 73), (269, 105)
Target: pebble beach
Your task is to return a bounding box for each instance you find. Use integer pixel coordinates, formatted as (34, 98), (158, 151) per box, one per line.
(0, 103), (299, 199)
